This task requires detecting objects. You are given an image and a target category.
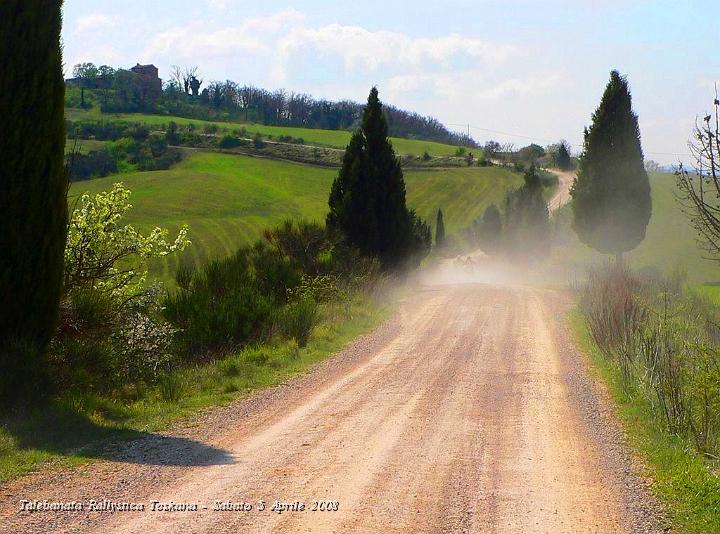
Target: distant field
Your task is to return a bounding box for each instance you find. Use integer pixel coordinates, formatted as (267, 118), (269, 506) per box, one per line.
(65, 108), (468, 158)
(551, 172), (720, 285)
(69, 152), (519, 281)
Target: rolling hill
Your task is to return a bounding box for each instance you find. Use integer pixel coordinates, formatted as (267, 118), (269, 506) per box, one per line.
(69, 152), (521, 281)
(66, 108), (470, 158)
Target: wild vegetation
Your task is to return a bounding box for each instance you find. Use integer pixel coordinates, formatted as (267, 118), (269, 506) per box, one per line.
(571, 86), (720, 530)
(5, 4), (719, 527)
(66, 107), (469, 159)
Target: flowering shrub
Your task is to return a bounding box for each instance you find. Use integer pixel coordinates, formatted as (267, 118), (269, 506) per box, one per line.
(64, 183), (190, 300)
(54, 184), (190, 392)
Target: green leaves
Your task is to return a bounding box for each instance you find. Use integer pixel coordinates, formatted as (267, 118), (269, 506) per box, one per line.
(64, 183), (190, 300)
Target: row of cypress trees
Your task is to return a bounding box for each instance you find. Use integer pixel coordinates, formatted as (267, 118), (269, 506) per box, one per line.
(0, 1), (68, 400)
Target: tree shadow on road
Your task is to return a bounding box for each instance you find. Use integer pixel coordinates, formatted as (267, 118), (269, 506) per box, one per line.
(0, 403), (234, 469)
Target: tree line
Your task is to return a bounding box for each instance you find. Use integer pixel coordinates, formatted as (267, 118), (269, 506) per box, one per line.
(69, 62), (476, 147)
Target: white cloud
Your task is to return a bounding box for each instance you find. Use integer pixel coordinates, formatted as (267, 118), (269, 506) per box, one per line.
(145, 9), (304, 62)
(385, 71), (568, 101)
(275, 26), (514, 77)
(76, 14), (117, 32)
(144, 9), (515, 83)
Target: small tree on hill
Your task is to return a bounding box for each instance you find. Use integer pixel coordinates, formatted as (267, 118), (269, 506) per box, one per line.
(571, 70), (651, 261)
(327, 87), (430, 268)
(435, 209), (446, 248)
(556, 141), (572, 170)
(0, 0), (68, 400)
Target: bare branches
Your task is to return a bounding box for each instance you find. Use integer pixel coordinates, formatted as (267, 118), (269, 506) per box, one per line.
(676, 88), (720, 260)
(170, 65), (202, 95)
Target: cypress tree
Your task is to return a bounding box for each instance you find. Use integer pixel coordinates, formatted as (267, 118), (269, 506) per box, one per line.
(571, 71), (651, 260)
(435, 209), (445, 248)
(480, 204), (502, 246)
(556, 142), (572, 170)
(328, 87), (427, 268)
(0, 1), (68, 397)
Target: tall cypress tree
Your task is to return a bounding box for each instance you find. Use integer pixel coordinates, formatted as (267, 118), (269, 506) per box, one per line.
(435, 209), (445, 247)
(328, 87), (426, 267)
(0, 1), (68, 397)
(571, 71), (651, 259)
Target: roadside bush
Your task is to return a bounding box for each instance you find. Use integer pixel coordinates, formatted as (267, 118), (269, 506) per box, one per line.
(53, 184), (190, 392)
(581, 264), (720, 455)
(581, 263), (645, 381)
(275, 297), (319, 347)
(163, 244), (295, 353)
(164, 220), (378, 355)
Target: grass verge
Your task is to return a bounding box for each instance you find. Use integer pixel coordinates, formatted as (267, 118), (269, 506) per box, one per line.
(0, 293), (393, 483)
(570, 309), (720, 532)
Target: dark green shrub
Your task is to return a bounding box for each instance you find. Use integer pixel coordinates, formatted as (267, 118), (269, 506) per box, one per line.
(68, 150), (118, 181)
(276, 298), (318, 347)
(253, 133), (266, 148)
(219, 135), (242, 149)
(164, 243), (301, 353)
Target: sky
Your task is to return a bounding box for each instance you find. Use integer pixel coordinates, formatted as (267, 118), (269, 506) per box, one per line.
(61, 0), (719, 165)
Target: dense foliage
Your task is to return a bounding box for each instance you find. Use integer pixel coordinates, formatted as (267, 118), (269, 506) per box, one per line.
(327, 88), (431, 269)
(52, 184), (190, 391)
(571, 70), (651, 257)
(555, 141), (573, 170)
(473, 204), (503, 250)
(0, 0), (67, 400)
(164, 220), (378, 353)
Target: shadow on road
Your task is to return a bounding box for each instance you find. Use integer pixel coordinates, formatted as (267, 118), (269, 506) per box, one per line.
(1, 404), (234, 468)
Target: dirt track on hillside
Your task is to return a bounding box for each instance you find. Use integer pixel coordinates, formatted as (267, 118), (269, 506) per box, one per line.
(548, 169), (576, 212)
(0, 277), (663, 532)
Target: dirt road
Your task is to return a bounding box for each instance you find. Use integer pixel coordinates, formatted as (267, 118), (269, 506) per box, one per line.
(0, 279), (662, 532)
(548, 170), (576, 212)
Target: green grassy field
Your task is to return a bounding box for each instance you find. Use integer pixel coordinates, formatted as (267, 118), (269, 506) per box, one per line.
(551, 172), (720, 285)
(69, 152), (520, 281)
(66, 108), (468, 157)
